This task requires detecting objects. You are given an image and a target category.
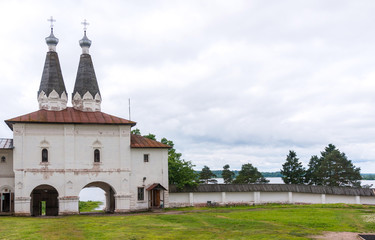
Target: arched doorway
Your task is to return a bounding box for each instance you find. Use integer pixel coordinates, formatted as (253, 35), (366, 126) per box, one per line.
(80, 182), (116, 213)
(30, 185), (59, 216)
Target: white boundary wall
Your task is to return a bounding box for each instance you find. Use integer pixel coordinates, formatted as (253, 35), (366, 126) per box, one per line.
(169, 191), (375, 207)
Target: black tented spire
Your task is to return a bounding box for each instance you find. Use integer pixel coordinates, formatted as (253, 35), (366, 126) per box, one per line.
(38, 51), (67, 97)
(37, 17), (67, 111)
(72, 19), (101, 112)
(72, 53), (101, 98)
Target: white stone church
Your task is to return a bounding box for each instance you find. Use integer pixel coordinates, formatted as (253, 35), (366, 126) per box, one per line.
(0, 21), (170, 216)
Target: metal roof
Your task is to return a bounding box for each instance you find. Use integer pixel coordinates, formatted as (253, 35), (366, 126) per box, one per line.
(5, 107), (136, 129)
(130, 134), (171, 148)
(0, 138), (13, 149)
(169, 184), (375, 196)
(131, 134), (171, 148)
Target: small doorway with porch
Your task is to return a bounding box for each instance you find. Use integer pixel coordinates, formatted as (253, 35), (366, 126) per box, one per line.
(147, 183), (167, 209)
(0, 187), (14, 214)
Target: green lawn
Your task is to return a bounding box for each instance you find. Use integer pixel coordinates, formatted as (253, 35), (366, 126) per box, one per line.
(0, 204), (374, 239)
(79, 201), (103, 212)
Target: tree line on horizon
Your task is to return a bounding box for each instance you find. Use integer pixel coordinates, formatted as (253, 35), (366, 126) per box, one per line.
(132, 129), (365, 189)
(280, 144), (362, 187)
(196, 170), (373, 180)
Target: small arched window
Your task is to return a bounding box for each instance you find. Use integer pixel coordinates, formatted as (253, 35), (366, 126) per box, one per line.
(1, 156), (5, 163)
(42, 149), (48, 162)
(94, 149), (100, 163)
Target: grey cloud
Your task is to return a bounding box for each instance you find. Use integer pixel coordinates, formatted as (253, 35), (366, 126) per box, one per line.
(1, 0), (375, 173)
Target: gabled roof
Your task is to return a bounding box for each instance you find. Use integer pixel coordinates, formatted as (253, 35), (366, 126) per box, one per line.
(5, 107), (136, 130)
(0, 138), (13, 149)
(131, 134), (171, 148)
(146, 183), (167, 191)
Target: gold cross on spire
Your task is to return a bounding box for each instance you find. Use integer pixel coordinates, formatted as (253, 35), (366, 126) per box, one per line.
(47, 16), (56, 29)
(81, 19), (89, 31)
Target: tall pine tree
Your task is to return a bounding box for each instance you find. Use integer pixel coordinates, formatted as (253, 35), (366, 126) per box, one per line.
(305, 155), (322, 185)
(222, 164), (235, 184)
(305, 144), (361, 187)
(280, 150), (305, 184)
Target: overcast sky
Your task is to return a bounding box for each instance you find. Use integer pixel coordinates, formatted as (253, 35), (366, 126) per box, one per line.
(1, 0), (375, 172)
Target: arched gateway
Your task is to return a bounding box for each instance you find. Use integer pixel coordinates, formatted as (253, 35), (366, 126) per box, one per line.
(80, 182), (116, 213)
(30, 185), (59, 216)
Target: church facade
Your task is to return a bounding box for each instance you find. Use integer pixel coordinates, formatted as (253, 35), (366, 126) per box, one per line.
(0, 22), (169, 216)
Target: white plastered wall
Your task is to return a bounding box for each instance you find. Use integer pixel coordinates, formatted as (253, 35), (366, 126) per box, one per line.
(259, 192), (289, 203)
(0, 149), (15, 193)
(169, 191), (375, 207)
(226, 192), (254, 203)
(193, 192), (222, 204)
(12, 123), (133, 215)
(293, 192), (322, 204)
(325, 194), (357, 204)
(12, 122), (169, 215)
(130, 148), (169, 209)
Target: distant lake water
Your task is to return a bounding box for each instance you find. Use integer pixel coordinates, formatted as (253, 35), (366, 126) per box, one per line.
(212, 177), (284, 184)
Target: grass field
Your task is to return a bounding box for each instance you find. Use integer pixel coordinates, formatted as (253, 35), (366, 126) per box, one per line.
(79, 201), (103, 212)
(0, 204), (374, 239)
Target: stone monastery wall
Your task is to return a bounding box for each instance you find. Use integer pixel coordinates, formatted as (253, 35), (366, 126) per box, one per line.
(168, 184), (375, 207)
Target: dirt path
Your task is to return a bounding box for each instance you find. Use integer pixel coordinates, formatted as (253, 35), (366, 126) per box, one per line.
(311, 231), (373, 240)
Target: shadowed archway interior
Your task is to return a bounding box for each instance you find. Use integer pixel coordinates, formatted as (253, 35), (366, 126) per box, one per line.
(30, 184), (59, 216)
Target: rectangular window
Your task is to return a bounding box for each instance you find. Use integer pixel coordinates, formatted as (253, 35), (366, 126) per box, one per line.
(143, 154), (149, 162)
(138, 187), (144, 201)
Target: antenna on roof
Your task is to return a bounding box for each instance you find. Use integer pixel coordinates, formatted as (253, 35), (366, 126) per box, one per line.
(128, 98), (131, 121)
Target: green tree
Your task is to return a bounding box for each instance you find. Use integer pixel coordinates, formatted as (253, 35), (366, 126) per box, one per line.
(131, 129), (198, 189)
(199, 165), (217, 184)
(305, 155), (322, 185)
(233, 163), (269, 184)
(143, 133), (156, 140)
(131, 128), (141, 135)
(305, 144), (361, 187)
(222, 164), (235, 184)
(161, 138), (198, 189)
(280, 150), (305, 184)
